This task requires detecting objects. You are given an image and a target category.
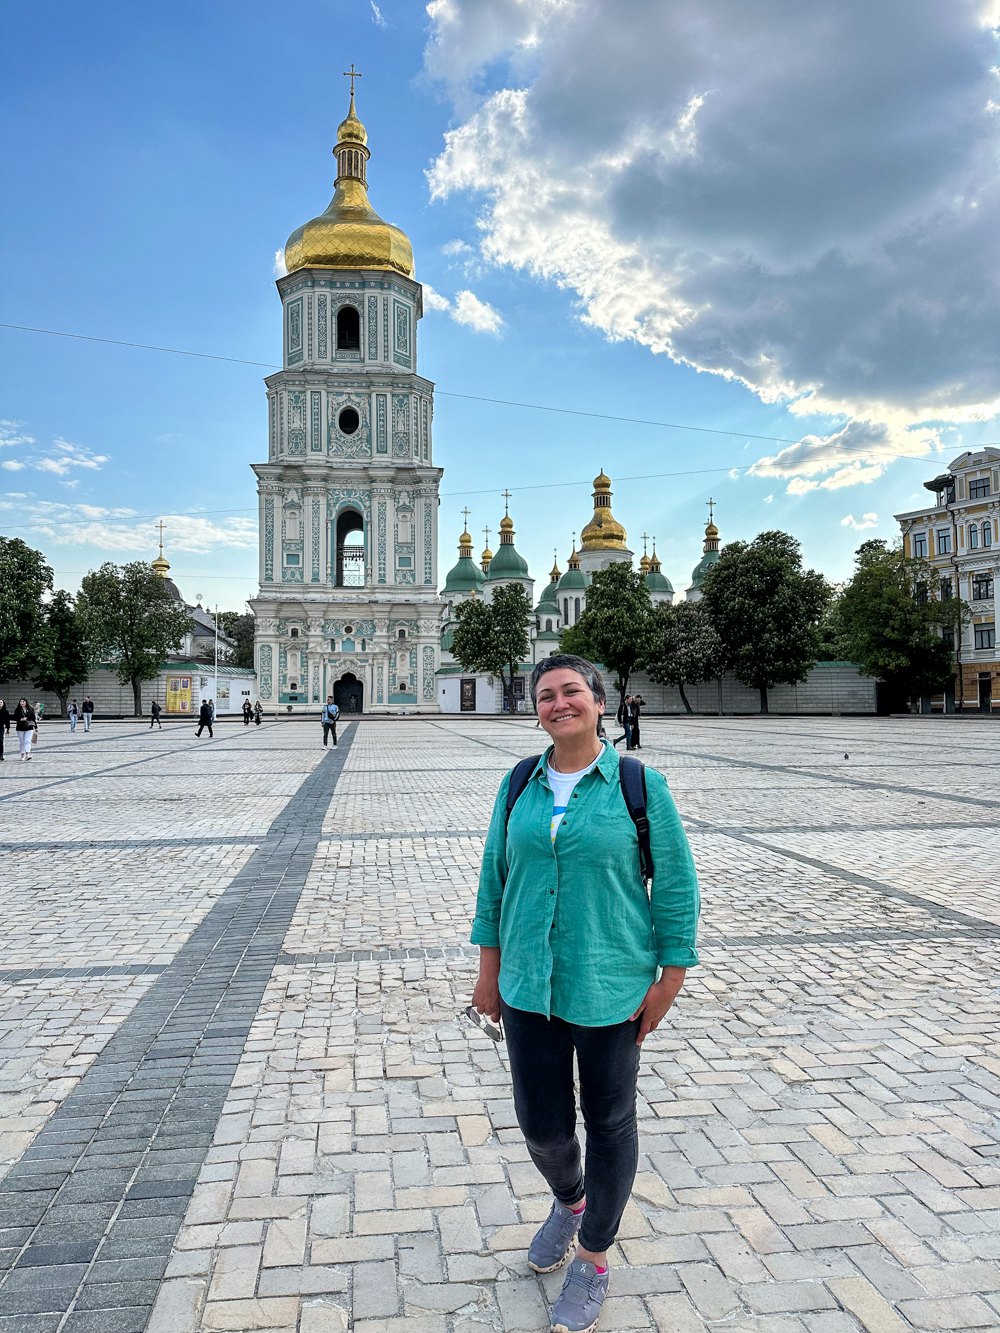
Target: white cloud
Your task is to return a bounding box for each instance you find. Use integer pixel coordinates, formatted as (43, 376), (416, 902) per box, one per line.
(841, 512), (879, 531)
(273, 248), (288, 278)
(762, 493), (773, 504)
(0, 421), (35, 449)
(33, 440), (109, 476)
(425, 2), (1000, 487)
(442, 239), (474, 257)
(370, 0), (387, 27)
(422, 283), (504, 333)
(1, 459), (25, 471)
(25, 503), (257, 555)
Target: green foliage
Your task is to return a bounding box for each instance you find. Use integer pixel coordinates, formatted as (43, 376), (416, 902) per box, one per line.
(646, 601), (724, 713)
(31, 590), (91, 714)
(560, 561), (659, 703)
(0, 537), (52, 680)
(450, 584), (532, 712)
(77, 561), (191, 716)
(835, 539), (961, 701)
(701, 530), (830, 713)
(217, 611), (255, 670)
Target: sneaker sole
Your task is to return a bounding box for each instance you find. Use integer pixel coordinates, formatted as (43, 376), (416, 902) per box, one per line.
(528, 1232), (577, 1275)
(551, 1319), (600, 1333)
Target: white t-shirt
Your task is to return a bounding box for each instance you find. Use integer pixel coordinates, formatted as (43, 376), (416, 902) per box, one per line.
(547, 753), (602, 841)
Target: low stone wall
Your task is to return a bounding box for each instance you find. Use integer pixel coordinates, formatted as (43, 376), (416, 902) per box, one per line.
(601, 661), (877, 715)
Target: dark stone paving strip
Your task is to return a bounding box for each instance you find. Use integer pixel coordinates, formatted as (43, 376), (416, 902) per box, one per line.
(0, 966), (167, 985)
(15, 837), (265, 854)
(325, 829), (489, 842)
(0, 737), (354, 1329)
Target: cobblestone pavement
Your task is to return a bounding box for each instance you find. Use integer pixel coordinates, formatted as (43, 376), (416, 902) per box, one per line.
(1, 715), (998, 1333)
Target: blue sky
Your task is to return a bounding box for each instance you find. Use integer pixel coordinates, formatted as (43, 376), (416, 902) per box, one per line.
(2, 0), (998, 610)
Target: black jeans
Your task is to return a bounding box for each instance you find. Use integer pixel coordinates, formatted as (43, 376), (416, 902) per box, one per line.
(322, 722), (338, 746)
(501, 1002), (640, 1253)
(196, 721), (213, 737)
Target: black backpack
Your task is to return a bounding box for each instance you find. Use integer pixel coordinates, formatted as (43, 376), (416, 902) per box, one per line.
(504, 753), (654, 885)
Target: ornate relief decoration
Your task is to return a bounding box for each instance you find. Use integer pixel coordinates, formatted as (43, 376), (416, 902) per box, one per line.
(288, 391), (306, 454)
(269, 395), (277, 460)
(376, 661), (385, 705)
(287, 299), (303, 364)
(422, 646), (436, 701)
(382, 297), (389, 361)
(367, 295), (378, 360)
(279, 392), (285, 451)
(422, 399), (429, 460)
(282, 566), (304, 583)
(392, 394), (410, 456)
(306, 296), (313, 361)
(375, 393), (388, 454)
(322, 618), (376, 638)
(393, 299), (410, 357)
(311, 501), (321, 582)
(377, 499), (387, 584)
(328, 396), (371, 459)
(328, 487), (372, 523)
(259, 644), (273, 699)
(396, 569), (416, 585)
(423, 500), (434, 584)
(310, 391), (323, 452)
(317, 295), (328, 359)
(264, 499), (275, 581)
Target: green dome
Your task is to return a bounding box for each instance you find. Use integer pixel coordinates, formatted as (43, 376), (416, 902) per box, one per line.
(689, 549), (719, 592)
(443, 555), (485, 596)
(488, 541), (529, 579)
(556, 566), (587, 592)
(535, 581), (559, 614)
(645, 569), (674, 595)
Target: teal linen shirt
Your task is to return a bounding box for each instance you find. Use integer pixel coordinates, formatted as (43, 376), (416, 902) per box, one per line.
(471, 742), (700, 1026)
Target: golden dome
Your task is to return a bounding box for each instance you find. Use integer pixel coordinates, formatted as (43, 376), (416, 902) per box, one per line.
(580, 470), (628, 552)
(481, 545), (494, 562)
(152, 555), (170, 577)
(283, 91), (414, 278)
(705, 521), (719, 538)
(639, 552), (651, 573)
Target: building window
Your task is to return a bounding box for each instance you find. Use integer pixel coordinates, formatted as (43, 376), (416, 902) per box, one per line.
(285, 553), (300, 565)
(983, 522), (993, 549)
(574, 596), (581, 619)
(974, 623), (996, 650)
(336, 305), (360, 351)
(563, 598), (569, 621)
(912, 533), (928, 558)
(972, 575), (994, 601)
(939, 578), (953, 601)
(969, 477), (991, 499)
(915, 583), (929, 605)
(545, 618), (552, 632)
(937, 529), (951, 555)
(397, 628), (407, 640)
(398, 680), (408, 692)
(290, 627), (299, 637)
(943, 482), (956, 504)
(969, 524), (979, 549)
(338, 406), (360, 435)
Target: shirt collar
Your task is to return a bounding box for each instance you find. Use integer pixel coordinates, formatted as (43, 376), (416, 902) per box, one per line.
(533, 739), (616, 785)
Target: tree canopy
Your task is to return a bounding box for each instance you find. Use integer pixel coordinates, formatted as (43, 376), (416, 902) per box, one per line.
(450, 583), (532, 712)
(834, 539), (961, 705)
(646, 601), (724, 713)
(31, 590), (91, 715)
(0, 537), (52, 681)
(77, 562), (191, 716)
(701, 530), (830, 713)
(560, 561), (659, 704)
(217, 611), (255, 671)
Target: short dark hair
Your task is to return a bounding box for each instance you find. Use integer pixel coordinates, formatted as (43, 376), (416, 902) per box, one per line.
(529, 654), (606, 708)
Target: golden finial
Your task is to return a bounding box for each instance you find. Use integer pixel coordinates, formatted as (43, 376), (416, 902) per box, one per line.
(501, 488), (512, 518)
(461, 506), (471, 530)
(152, 520), (170, 577)
(342, 63), (363, 97)
(707, 496), (715, 525)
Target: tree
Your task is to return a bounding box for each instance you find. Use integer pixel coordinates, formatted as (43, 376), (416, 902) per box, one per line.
(77, 562), (191, 716)
(450, 584), (532, 713)
(31, 590), (91, 715)
(560, 561), (659, 708)
(701, 530), (830, 714)
(217, 611), (255, 670)
(647, 601), (724, 714)
(835, 539), (962, 706)
(0, 537), (52, 681)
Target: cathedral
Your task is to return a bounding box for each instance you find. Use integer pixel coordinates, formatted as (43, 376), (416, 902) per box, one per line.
(249, 83), (720, 715)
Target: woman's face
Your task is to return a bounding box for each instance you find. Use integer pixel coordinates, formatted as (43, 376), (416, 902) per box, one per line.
(535, 668), (604, 745)
(19, 698), (27, 708)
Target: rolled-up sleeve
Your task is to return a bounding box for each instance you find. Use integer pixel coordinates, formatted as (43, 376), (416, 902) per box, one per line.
(647, 774), (700, 968)
(470, 773), (512, 948)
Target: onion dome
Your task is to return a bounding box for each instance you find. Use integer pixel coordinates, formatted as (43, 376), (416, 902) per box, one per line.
(639, 552), (651, 574)
(443, 526), (486, 597)
(487, 512), (530, 579)
(535, 552), (561, 615)
(556, 545), (587, 592)
(689, 514), (722, 593)
(645, 545), (674, 596)
(284, 91), (414, 278)
(480, 542), (493, 575)
(580, 469), (628, 552)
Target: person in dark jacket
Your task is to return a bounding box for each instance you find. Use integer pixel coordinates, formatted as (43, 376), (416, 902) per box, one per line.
(82, 696), (94, 732)
(321, 696), (340, 747)
(196, 699), (213, 738)
(628, 695), (644, 750)
(150, 699), (163, 729)
(0, 697), (10, 761)
(253, 701), (263, 726)
(242, 699), (253, 726)
(13, 698), (37, 760)
(611, 695), (633, 750)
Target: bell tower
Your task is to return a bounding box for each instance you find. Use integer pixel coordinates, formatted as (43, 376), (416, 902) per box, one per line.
(249, 74), (443, 714)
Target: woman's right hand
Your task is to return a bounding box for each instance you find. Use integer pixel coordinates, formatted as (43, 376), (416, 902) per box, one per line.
(471, 947), (501, 1022)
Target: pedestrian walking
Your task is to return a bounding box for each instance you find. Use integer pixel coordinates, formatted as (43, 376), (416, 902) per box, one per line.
(611, 694), (633, 750)
(242, 699), (253, 726)
(321, 695), (340, 747)
(629, 695), (644, 750)
(253, 701), (263, 726)
(0, 697), (10, 761)
(82, 696), (94, 732)
(469, 654), (699, 1333)
(150, 699), (163, 729)
(14, 698), (37, 760)
(208, 699), (216, 723)
(195, 699), (213, 738)
(69, 700), (80, 732)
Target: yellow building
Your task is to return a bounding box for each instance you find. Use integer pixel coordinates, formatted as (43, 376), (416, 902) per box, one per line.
(896, 447), (999, 712)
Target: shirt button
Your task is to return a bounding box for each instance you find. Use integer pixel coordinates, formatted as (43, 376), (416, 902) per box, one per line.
(549, 890), (555, 895)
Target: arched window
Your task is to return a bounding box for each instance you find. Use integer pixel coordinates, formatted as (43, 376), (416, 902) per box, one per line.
(545, 619), (552, 632)
(397, 627), (407, 641)
(574, 597), (581, 619)
(983, 522), (993, 548)
(969, 524), (979, 549)
(336, 305), (360, 351)
(563, 598), (569, 621)
(334, 509), (365, 587)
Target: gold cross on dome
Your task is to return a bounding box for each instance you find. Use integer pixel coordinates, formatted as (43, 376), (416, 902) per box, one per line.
(461, 507), (471, 530)
(483, 525), (491, 547)
(641, 531), (649, 556)
(157, 519), (166, 556)
(707, 497), (715, 523)
(343, 64), (363, 96)
(501, 489), (512, 517)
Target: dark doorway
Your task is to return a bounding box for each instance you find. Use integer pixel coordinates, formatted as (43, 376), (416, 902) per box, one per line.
(334, 673), (363, 714)
(336, 305), (360, 350)
(979, 674), (993, 714)
(335, 509), (365, 587)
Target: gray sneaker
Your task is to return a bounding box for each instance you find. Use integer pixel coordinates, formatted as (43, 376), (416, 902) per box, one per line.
(550, 1259), (609, 1333)
(528, 1199), (584, 1273)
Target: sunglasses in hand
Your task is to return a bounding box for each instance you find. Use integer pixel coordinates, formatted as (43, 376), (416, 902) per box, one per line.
(464, 1005), (503, 1043)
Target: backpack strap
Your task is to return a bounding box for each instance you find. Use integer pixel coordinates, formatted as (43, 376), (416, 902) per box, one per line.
(504, 755), (541, 834)
(618, 754), (654, 886)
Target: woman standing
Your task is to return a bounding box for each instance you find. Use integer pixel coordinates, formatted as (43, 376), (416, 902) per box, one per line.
(0, 697), (10, 761)
(13, 698), (37, 761)
(69, 700), (80, 732)
(470, 655), (699, 1333)
(242, 699), (253, 726)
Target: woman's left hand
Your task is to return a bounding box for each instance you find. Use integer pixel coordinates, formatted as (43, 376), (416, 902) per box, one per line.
(631, 967), (686, 1046)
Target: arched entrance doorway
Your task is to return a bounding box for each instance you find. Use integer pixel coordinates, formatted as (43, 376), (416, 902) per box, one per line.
(334, 672), (364, 714)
